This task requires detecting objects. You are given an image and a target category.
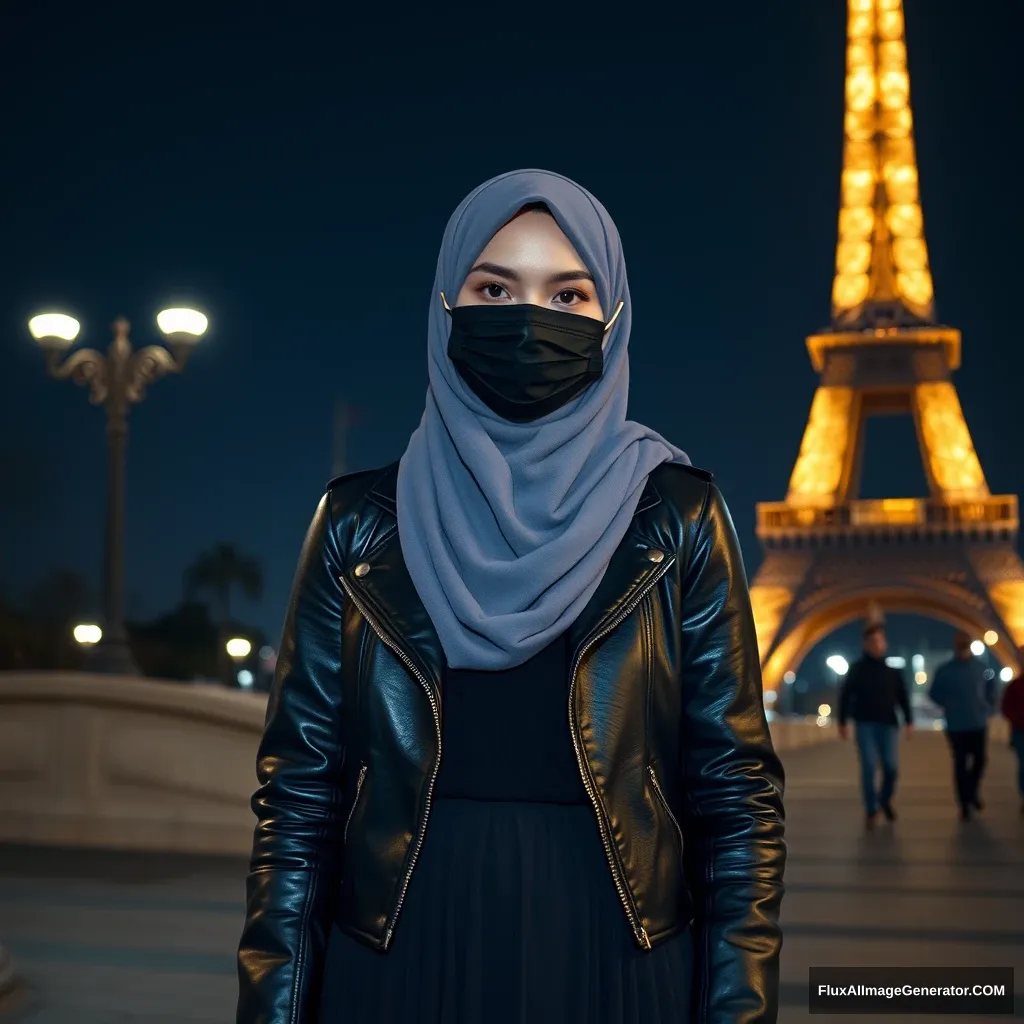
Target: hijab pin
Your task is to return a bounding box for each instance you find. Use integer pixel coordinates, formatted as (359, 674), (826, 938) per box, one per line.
(440, 291), (452, 313)
(604, 300), (624, 332)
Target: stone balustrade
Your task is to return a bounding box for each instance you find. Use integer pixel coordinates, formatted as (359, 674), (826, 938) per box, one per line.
(1, 671), (1010, 857)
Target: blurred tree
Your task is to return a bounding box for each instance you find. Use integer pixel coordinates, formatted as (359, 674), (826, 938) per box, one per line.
(183, 543), (263, 629)
(129, 600), (220, 681)
(3, 568), (98, 669)
(183, 544), (263, 683)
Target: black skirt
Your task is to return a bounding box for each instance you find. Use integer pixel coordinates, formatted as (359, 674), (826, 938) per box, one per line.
(319, 798), (693, 1024)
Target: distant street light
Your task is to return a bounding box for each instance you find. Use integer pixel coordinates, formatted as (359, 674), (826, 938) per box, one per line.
(983, 630), (998, 647)
(818, 703), (832, 718)
(1000, 666), (1015, 683)
(73, 623), (102, 645)
(969, 640), (985, 657)
(31, 308), (207, 675)
(825, 654), (849, 676)
(226, 636), (252, 660)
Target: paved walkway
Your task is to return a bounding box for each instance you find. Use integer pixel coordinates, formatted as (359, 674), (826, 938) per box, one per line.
(1, 731), (1021, 1022)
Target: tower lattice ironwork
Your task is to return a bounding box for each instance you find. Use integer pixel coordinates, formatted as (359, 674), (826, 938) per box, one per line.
(750, 0), (1024, 690)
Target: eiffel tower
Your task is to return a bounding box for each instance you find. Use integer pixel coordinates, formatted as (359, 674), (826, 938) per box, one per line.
(750, 0), (1024, 691)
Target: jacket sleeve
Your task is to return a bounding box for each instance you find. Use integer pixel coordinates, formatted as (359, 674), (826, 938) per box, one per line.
(679, 484), (787, 1024)
(984, 674), (998, 715)
(237, 494), (346, 1024)
(837, 664), (859, 726)
(896, 669), (913, 726)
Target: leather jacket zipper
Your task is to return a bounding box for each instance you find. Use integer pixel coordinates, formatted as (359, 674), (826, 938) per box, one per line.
(648, 765), (685, 856)
(568, 552), (676, 951)
(344, 763), (368, 844)
(338, 574), (442, 951)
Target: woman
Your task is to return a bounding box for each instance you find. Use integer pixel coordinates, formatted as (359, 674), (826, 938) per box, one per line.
(237, 169), (786, 1024)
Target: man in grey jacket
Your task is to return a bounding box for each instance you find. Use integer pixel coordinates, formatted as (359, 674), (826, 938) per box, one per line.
(929, 631), (999, 820)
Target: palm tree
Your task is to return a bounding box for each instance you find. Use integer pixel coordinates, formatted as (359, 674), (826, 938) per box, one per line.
(183, 543), (263, 632)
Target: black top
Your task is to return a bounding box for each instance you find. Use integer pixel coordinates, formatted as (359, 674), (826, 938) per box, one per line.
(837, 653), (913, 727)
(433, 632), (589, 804)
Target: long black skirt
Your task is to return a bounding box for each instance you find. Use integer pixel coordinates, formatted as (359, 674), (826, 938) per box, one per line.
(319, 798), (693, 1024)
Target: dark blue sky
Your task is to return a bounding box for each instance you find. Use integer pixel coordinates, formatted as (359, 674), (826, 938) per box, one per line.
(2, 1), (1021, 664)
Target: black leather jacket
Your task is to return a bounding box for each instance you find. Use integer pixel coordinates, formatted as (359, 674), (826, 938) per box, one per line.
(237, 461), (786, 1024)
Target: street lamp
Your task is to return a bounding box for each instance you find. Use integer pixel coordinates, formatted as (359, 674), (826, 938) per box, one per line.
(31, 308), (207, 675)
(73, 624), (102, 645)
(226, 636), (252, 660)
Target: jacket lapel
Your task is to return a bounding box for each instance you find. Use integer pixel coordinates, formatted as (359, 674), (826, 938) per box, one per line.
(566, 479), (673, 664)
(342, 467), (444, 701)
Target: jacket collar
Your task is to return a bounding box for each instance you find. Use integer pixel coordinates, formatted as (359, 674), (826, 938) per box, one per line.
(349, 463), (669, 692)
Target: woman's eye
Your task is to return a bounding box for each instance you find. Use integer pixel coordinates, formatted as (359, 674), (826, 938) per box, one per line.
(556, 289), (584, 305)
(482, 283), (508, 300)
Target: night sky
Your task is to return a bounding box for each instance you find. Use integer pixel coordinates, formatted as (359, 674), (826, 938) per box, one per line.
(2, 1), (1021, 671)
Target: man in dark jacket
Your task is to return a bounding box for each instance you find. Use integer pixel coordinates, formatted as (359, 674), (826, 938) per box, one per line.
(837, 622), (914, 827)
(929, 631), (998, 820)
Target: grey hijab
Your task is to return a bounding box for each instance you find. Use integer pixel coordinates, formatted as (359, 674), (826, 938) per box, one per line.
(396, 169), (689, 670)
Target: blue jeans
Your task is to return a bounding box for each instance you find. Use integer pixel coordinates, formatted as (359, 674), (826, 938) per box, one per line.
(1012, 730), (1024, 800)
(854, 721), (899, 815)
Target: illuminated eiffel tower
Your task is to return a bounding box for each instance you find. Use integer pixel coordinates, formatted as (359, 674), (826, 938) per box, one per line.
(750, 0), (1024, 690)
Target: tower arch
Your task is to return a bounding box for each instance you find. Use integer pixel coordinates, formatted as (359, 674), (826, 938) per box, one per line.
(760, 585), (1020, 693)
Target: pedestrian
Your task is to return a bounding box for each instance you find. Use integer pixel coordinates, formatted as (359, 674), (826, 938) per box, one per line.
(999, 645), (1024, 814)
(236, 170), (786, 1024)
(929, 631), (998, 821)
(837, 620), (914, 827)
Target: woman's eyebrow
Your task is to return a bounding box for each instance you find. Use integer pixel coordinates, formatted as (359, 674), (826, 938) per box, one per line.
(467, 261), (594, 285)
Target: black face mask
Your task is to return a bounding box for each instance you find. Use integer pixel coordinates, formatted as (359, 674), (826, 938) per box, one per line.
(447, 303), (607, 422)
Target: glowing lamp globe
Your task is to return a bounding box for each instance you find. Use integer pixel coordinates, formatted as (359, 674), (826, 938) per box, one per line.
(157, 308), (208, 343)
(29, 313), (80, 350)
(73, 623), (102, 645)
(226, 636), (252, 659)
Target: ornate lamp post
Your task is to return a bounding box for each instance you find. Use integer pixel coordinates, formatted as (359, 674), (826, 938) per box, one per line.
(29, 308), (208, 675)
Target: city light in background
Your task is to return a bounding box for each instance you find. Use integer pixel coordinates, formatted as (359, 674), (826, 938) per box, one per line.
(225, 637), (252, 659)
(825, 654), (849, 676)
(72, 624), (102, 645)
(779, 630), (1019, 715)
